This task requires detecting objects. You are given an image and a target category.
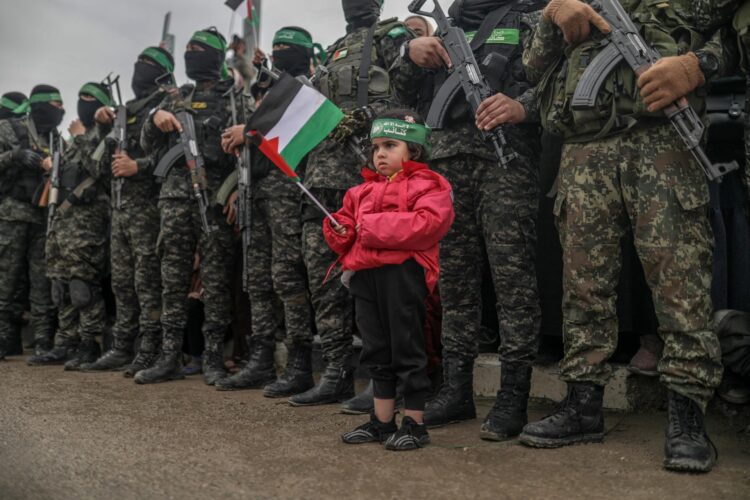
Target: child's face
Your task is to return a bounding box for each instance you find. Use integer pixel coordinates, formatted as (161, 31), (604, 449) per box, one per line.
(372, 137), (410, 177)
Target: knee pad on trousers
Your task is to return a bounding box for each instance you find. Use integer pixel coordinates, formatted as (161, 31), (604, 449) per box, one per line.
(50, 280), (67, 307)
(69, 279), (92, 309)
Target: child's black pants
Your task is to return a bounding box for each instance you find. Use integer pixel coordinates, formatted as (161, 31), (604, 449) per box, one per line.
(349, 259), (430, 411)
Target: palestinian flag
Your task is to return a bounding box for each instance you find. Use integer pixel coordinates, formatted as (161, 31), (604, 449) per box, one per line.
(247, 73), (343, 180)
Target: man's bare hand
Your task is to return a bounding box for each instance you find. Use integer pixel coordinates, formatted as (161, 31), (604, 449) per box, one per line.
(95, 106), (116, 125)
(153, 110), (182, 133)
(253, 48), (267, 66)
(224, 190), (239, 226)
(41, 156), (53, 172)
(68, 119), (85, 137)
(221, 125), (246, 155)
(475, 93), (526, 131)
(408, 37), (452, 69)
(112, 152), (138, 178)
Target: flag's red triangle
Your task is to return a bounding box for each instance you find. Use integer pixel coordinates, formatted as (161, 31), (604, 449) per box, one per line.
(250, 131), (299, 180)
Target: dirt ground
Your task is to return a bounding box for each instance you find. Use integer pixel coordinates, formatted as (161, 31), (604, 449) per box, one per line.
(0, 357), (749, 500)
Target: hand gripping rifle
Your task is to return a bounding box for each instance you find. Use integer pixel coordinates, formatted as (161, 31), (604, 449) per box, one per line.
(153, 88), (214, 234)
(46, 132), (62, 236)
(408, 0), (518, 167)
(571, 0), (738, 182)
(228, 86), (253, 291)
(105, 74), (127, 208)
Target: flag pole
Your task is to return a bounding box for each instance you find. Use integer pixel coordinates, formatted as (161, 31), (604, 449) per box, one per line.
(294, 180), (341, 228)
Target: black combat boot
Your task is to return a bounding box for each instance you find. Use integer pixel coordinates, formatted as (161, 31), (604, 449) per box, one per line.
(27, 343), (78, 366)
(63, 340), (101, 371)
(133, 351), (185, 384)
(519, 382), (604, 448)
(341, 380), (375, 415)
(32, 337), (53, 357)
(81, 347), (133, 371)
(263, 344), (314, 398)
(480, 363), (532, 441)
(288, 365), (355, 406)
(215, 340), (276, 391)
(7, 320), (24, 355)
(663, 391), (716, 473)
(124, 350), (159, 378)
(203, 349), (227, 386)
(424, 354), (476, 427)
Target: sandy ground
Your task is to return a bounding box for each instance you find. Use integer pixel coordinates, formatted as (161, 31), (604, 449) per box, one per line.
(0, 356), (749, 500)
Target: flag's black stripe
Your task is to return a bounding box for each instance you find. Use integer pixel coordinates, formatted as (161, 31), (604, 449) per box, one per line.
(247, 73), (303, 134)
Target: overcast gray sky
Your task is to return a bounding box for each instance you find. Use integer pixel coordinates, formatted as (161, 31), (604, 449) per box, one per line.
(0, 0), (422, 130)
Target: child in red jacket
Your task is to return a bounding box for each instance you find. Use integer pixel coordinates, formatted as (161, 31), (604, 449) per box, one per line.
(323, 109), (454, 450)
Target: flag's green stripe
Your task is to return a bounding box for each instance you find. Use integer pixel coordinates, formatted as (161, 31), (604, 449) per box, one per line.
(281, 99), (343, 169)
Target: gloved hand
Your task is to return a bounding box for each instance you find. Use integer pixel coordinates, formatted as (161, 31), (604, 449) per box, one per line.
(637, 52), (705, 112)
(331, 106), (374, 145)
(543, 0), (611, 44)
(12, 148), (43, 169)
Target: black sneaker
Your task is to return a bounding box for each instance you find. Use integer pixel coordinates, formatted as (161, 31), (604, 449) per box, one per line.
(341, 413), (398, 444)
(384, 416), (430, 451)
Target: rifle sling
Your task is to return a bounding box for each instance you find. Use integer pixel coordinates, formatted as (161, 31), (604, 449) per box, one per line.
(357, 23), (377, 108)
(57, 177), (97, 215)
(469, 3), (515, 52)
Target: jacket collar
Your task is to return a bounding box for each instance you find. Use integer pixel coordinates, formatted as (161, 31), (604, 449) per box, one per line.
(360, 160), (429, 182)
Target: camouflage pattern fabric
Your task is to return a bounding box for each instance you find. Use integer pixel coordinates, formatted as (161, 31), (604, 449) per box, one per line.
(246, 168), (313, 348)
(106, 94), (164, 353)
(555, 123), (722, 411)
(302, 189), (354, 368)
(0, 118), (55, 350)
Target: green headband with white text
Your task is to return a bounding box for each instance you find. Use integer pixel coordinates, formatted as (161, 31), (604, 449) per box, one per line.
(370, 118), (431, 148)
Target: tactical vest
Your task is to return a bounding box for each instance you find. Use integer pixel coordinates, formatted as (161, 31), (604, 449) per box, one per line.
(318, 18), (403, 111)
(419, 1), (542, 126)
(169, 82), (235, 186)
(537, 0), (707, 141)
(59, 131), (102, 205)
(1, 118), (47, 203)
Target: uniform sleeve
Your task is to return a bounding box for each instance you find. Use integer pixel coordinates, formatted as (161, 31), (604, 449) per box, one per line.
(139, 94), (172, 154)
(516, 86), (540, 123)
(523, 18), (565, 85)
(694, 26), (740, 82)
(0, 122), (20, 175)
(323, 188), (358, 255)
(381, 26), (427, 108)
(358, 179), (454, 251)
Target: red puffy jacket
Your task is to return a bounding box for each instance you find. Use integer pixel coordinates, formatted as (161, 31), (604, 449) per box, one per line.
(323, 160), (454, 292)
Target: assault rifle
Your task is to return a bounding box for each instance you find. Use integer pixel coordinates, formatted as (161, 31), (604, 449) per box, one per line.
(571, 0), (738, 182)
(153, 89), (213, 234)
(105, 74), (127, 209)
(228, 86), (253, 291)
(46, 132), (62, 236)
(408, 0), (518, 167)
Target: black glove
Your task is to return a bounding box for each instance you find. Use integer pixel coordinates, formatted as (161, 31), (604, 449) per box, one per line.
(12, 148), (43, 169)
(331, 106), (375, 145)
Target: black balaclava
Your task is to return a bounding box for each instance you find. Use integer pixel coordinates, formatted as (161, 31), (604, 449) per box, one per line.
(0, 91), (27, 120)
(29, 84), (64, 135)
(78, 82), (111, 129)
(132, 46), (175, 98)
(185, 28), (227, 82)
(273, 45), (312, 77)
(448, 0), (506, 29)
(342, 0), (382, 32)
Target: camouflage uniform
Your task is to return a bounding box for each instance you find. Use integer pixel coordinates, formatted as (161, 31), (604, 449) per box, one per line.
(524, 1), (736, 410)
(246, 157), (312, 349)
(423, 10), (543, 368)
(141, 80), (245, 356)
(0, 116), (56, 353)
(104, 93), (165, 354)
(46, 127), (110, 348)
(305, 18), (420, 369)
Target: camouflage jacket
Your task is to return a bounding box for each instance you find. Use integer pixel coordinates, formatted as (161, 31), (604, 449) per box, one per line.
(140, 80), (251, 204)
(305, 18), (421, 192)
(0, 116), (52, 224)
(523, 0), (740, 142)
(97, 91), (166, 209)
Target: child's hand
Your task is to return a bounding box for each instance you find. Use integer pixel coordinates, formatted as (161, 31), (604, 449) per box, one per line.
(333, 223), (347, 235)
(355, 224), (360, 233)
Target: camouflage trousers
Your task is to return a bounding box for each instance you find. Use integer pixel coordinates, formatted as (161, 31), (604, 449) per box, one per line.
(302, 189), (354, 368)
(0, 219), (55, 348)
(431, 153), (541, 366)
(555, 123), (722, 411)
(45, 201), (109, 346)
(246, 175), (313, 348)
(158, 199), (235, 353)
(110, 203), (162, 353)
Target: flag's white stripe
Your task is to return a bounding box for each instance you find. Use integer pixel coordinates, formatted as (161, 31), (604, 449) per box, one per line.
(266, 84), (326, 151)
